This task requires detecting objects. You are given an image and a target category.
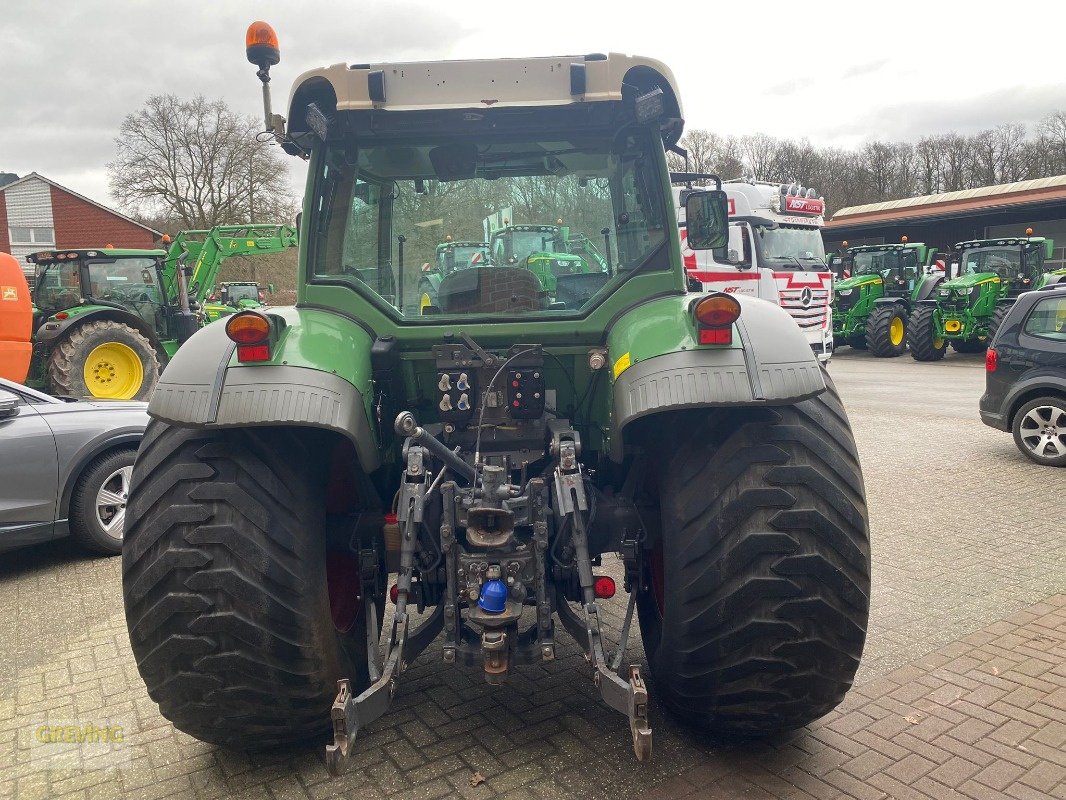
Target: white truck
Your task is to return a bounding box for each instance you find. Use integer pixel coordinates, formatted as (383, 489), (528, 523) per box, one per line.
(675, 177), (834, 362)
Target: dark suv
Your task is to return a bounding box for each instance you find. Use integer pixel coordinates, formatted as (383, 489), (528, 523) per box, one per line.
(980, 285), (1066, 466)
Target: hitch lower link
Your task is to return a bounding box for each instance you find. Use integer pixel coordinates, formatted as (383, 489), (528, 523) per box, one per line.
(552, 433), (652, 762)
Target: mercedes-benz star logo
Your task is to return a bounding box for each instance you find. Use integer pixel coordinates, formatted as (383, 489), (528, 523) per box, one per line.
(800, 287), (813, 307)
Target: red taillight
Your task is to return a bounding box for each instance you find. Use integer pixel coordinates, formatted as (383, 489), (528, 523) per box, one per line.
(237, 343), (271, 362)
(986, 348), (997, 372)
(699, 328), (732, 345)
(593, 576), (616, 599)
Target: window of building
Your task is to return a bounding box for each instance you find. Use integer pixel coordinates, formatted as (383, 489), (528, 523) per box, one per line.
(9, 226), (55, 245)
(1024, 296), (1066, 340)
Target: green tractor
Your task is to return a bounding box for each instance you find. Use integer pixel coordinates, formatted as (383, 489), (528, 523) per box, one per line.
(416, 238), (491, 314)
(832, 238), (942, 356)
(27, 224), (297, 400)
(910, 232), (1059, 361)
(203, 281), (276, 323)
(121, 24), (871, 774)
(486, 219), (608, 297)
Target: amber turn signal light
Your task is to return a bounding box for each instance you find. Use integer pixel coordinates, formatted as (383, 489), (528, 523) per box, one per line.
(694, 294), (742, 328)
(225, 311), (271, 345)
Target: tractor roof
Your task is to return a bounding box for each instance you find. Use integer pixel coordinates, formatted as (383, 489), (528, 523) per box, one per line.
(848, 243), (925, 253)
(27, 248), (167, 263)
(284, 53), (682, 152)
(955, 237), (1047, 249)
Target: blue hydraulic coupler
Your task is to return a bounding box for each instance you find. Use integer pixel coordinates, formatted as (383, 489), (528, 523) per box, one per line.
(478, 579), (508, 613)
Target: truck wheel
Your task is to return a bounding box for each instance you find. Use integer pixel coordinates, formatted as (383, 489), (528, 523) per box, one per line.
(49, 320), (159, 400)
(1011, 396), (1066, 467)
(865, 304), (908, 357)
(122, 422), (380, 748)
(907, 307), (946, 361)
(637, 374), (870, 734)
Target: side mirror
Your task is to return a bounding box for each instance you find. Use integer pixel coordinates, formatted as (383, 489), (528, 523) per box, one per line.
(684, 190), (729, 250)
(0, 390), (20, 420)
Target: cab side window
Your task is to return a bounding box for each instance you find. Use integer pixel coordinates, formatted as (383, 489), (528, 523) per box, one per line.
(1024, 297), (1066, 340)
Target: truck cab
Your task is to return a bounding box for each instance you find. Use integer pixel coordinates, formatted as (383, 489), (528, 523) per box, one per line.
(675, 179), (834, 363)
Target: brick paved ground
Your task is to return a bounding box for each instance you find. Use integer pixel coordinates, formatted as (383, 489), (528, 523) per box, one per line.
(1, 351), (1064, 799)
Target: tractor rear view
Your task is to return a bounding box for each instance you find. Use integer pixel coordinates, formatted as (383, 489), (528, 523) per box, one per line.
(910, 231), (1056, 361)
(120, 22), (871, 774)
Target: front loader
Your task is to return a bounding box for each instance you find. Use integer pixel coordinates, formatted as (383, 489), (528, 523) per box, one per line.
(121, 22), (871, 774)
(27, 224), (297, 399)
(909, 230), (1057, 361)
(832, 238), (941, 356)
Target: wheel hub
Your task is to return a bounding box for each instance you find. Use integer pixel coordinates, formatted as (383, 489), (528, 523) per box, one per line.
(83, 342), (144, 399)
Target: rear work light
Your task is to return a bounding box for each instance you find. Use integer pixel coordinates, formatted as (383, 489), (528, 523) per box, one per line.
(986, 348), (997, 372)
(225, 310), (275, 363)
(693, 293), (741, 345)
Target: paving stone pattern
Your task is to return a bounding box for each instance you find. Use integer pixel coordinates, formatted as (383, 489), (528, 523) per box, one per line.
(0, 352), (1063, 799)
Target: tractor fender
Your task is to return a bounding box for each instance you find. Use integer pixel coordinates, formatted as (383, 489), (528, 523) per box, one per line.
(36, 307), (161, 350)
(148, 306), (381, 471)
(872, 297), (908, 306)
(915, 275), (943, 301)
(607, 294), (825, 461)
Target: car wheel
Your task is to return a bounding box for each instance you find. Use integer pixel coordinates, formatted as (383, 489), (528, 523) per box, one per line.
(69, 448), (137, 555)
(1012, 397), (1066, 467)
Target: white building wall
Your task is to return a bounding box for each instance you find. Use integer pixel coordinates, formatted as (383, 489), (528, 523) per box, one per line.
(5, 176), (55, 276)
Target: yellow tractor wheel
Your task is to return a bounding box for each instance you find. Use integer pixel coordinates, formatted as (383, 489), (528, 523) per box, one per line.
(83, 342), (145, 400)
(48, 320), (160, 401)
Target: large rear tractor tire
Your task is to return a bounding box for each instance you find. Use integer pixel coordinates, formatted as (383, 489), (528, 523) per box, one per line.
(637, 375), (871, 734)
(865, 304), (908, 357)
(49, 320), (159, 400)
(122, 422), (379, 748)
(907, 306), (947, 361)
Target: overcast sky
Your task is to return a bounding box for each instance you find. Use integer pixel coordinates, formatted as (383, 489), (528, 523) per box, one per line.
(3, 1), (1064, 209)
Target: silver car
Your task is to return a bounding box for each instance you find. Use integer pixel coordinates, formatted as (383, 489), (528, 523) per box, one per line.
(0, 378), (148, 555)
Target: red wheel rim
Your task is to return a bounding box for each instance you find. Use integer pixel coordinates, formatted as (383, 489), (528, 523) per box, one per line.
(650, 538), (665, 617)
(326, 553), (362, 633)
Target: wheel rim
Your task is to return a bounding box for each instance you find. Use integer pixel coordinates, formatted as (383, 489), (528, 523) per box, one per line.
(83, 343), (143, 399)
(326, 553), (362, 633)
(420, 292), (433, 314)
(889, 316), (904, 346)
(1019, 405), (1066, 459)
(96, 465), (132, 540)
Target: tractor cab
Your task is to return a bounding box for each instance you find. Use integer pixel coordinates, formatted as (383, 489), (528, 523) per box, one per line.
(436, 240), (490, 276)
(953, 238), (1051, 294)
(486, 223), (597, 296)
(29, 249), (169, 333)
(849, 245), (924, 294)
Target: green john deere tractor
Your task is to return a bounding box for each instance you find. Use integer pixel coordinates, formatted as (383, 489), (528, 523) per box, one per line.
(27, 224), (297, 400)
(416, 239), (491, 314)
(487, 220), (609, 298)
(832, 239), (941, 356)
(121, 24), (871, 774)
(909, 233), (1060, 361)
(203, 281), (277, 323)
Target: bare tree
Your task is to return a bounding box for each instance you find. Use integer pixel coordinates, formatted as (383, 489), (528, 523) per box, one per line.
(108, 94), (296, 230)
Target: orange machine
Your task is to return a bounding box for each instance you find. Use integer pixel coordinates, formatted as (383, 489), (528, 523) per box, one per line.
(0, 252), (32, 383)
